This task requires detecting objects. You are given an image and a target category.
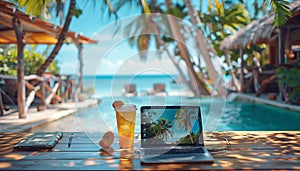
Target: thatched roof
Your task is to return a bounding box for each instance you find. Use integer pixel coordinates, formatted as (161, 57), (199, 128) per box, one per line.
(0, 1), (97, 44)
(220, 0), (300, 51)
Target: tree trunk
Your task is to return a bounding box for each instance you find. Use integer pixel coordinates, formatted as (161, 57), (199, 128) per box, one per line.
(36, 0), (75, 76)
(149, 17), (196, 94)
(167, 15), (210, 96)
(184, 0), (226, 97)
(163, 45), (191, 86)
(188, 127), (194, 144)
(161, 2), (210, 96)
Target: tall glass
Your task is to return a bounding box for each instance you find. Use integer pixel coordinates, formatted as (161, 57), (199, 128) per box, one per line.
(115, 104), (136, 148)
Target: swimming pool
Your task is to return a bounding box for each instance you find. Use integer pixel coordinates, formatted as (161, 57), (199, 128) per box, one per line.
(31, 96), (300, 132)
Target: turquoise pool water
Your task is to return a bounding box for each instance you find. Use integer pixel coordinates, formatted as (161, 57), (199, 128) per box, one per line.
(31, 96), (300, 132)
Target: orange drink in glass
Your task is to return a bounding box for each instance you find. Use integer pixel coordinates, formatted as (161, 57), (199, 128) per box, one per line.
(115, 104), (136, 148)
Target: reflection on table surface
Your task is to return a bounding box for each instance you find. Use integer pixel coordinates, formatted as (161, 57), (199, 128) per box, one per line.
(0, 132), (300, 170)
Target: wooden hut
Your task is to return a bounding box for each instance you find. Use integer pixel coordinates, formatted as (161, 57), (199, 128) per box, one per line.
(220, 0), (300, 98)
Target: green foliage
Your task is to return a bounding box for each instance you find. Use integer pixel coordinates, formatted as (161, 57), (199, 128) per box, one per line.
(72, 8), (83, 18)
(0, 46), (60, 76)
(151, 118), (174, 141)
(124, 15), (153, 61)
(238, 44), (269, 68)
(252, 1), (268, 19)
(178, 132), (200, 145)
(141, 111), (173, 143)
(14, 0), (83, 20)
(276, 61), (300, 104)
(200, 3), (251, 57)
(270, 0), (292, 27)
(201, 1), (272, 72)
(13, 0), (53, 19)
(0, 51), (17, 76)
(174, 109), (198, 144)
(164, 3), (187, 19)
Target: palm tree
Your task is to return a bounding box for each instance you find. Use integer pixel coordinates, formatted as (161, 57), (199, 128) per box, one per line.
(12, 0), (76, 76)
(162, 1), (211, 96)
(199, 1), (251, 92)
(12, 0), (128, 96)
(35, 0), (75, 76)
(13, 0), (123, 77)
(125, 1), (211, 96)
(166, 14), (211, 96)
(174, 109), (197, 144)
(200, 0), (290, 91)
(151, 118), (173, 141)
(184, 0), (226, 96)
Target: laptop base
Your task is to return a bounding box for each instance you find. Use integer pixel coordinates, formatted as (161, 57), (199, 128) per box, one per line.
(141, 153), (214, 164)
(140, 147), (214, 164)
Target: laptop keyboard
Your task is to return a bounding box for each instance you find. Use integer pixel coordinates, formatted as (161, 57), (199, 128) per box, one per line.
(145, 148), (204, 155)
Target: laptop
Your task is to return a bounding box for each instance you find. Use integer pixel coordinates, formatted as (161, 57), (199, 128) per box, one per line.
(140, 106), (214, 164)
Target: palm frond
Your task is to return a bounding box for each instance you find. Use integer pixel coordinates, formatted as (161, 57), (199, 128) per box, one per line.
(104, 0), (118, 19)
(270, 0), (292, 27)
(141, 0), (151, 13)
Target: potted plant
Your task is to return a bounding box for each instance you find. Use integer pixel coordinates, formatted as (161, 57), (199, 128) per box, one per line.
(268, 93), (277, 100)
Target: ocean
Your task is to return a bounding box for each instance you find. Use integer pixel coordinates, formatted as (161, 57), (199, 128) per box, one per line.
(31, 75), (300, 132)
(82, 75), (191, 98)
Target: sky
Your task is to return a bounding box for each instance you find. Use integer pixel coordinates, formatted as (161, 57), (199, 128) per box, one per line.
(39, 0), (209, 76)
(51, 1), (142, 75)
(37, 0), (268, 76)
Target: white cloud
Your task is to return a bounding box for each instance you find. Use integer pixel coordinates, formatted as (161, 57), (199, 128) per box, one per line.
(116, 59), (124, 66)
(94, 32), (124, 41)
(112, 51), (187, 76)
(60, 43), (189, 76)
(106, 60), (113, 67)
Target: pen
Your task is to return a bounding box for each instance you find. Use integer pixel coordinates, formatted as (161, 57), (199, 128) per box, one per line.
(68, 133), (74, 148)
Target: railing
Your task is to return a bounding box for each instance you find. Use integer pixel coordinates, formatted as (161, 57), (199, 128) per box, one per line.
(0, 74), (78, 116)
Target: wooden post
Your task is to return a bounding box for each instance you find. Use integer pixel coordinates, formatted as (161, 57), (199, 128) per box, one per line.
(0, 90), (4, 116)
(74, 39), (83, 93)
(13, 18), (26, 118)
(240, 48), (245, 93)
(278, 27), (287, 101)
(58, 76), (63, 103)
(64, 75), (72, 100)
(40, 80), (46, 108)
(278, 27), (287, 65)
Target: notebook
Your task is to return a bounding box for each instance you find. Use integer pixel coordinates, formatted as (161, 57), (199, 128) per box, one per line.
(14, 132), (63, 151)
(140, 106), (214, 164)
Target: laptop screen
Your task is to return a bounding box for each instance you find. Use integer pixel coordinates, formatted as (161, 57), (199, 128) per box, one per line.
(141, 106), (204, 147)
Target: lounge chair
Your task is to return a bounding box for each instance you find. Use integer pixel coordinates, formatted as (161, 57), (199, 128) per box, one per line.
(122, 84), (137, 97)
(147, 83), (167, 96)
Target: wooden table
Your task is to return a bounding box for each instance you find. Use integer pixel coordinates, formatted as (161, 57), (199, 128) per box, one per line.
(0, 131), (300, 170)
